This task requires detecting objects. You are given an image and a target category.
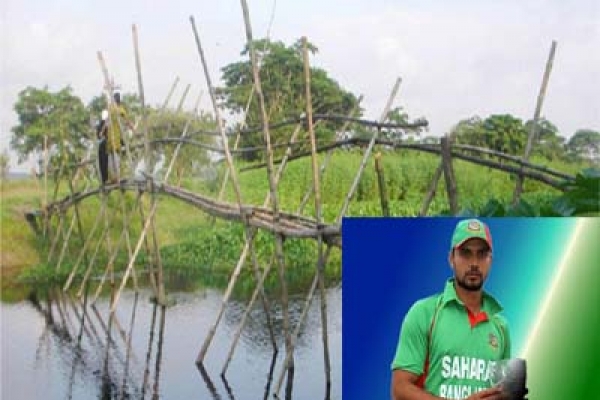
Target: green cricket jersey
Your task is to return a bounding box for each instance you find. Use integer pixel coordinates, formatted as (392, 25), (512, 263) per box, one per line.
(391, 279), (511, 399)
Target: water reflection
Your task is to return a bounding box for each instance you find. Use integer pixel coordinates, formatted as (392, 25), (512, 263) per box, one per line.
(2, 283), (341, 399)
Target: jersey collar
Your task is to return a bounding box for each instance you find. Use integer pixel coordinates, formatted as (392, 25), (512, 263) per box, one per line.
(440, 278), (503, 315)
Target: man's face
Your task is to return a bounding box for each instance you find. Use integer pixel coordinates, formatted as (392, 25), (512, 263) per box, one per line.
(449, 238), (492, 292)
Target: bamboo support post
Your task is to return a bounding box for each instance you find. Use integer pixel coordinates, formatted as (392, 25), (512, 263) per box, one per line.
(302, 35), (330, 394)
(77, 216), (109, 298)
(119, 189), (138, 291)
(121, 292), (139, 394)
(238, 0), (293, 379)
(132, 24), (165, 305)
(419, 164), (443, 216)
(374, 151), (390, 216)
(47, 211), (65, 263)
(441, 136), (458, 214)
(273, 250), (328, 395)
(66, 167), (89, 265)
(55, 211), (77, 271)
(43, 135), (48, 211)
(419, 131), (458, 216)
(153, 305), (167, 397)
(190, 14), (277, 365)
(63, 200), (107, 291)
(137, 196), (158, 296)
(216, 88), (255, 202)
(339, 77), (401, 219)
(297, 96), (364, 211)
(163, 93), (203, 183)
(513, 40), (557, 205)
(141, 303), (159, 398)
(162, 76), (180, 110)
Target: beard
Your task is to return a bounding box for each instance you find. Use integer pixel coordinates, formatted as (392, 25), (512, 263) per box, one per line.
(456, 271), (484, 292)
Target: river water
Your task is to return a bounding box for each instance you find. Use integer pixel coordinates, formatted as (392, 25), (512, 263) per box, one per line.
(1, 282), (341, 399)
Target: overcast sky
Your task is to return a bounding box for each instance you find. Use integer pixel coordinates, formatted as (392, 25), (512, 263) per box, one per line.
(2, 0), (599, 171)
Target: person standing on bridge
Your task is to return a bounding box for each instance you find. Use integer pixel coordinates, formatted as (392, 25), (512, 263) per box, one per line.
(390, 219), (526, 400)
(107, 90), (134, 184)
(96, 109), (109, 185)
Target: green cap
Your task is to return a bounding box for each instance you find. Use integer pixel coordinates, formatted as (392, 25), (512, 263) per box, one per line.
(450, 219), (492, 251)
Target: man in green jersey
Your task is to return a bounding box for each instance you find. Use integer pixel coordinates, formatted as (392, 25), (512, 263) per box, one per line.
(391, 219), (513, 400)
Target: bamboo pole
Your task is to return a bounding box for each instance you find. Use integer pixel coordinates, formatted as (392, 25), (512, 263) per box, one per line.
(161, 76), (180, 110)
(63, 199), (107, 291)
(273, 256), (323, 395)
(419, 130), (460, 216)
(419, 164), (443, 216)
(141, 303), (158, 398)
(66, 292), (93, 345)
(440, 136), (458, 214)
(374, 151), (390, 216)
(339, 77), (401, 218)
(237, 1), (293, 379)
(101, 190), (114, 302)
(137, 196), (158, 296)
(176, 83), (191, 112)
(132, 24), (165, 305)
(77, 216), (109, 298)
(66, 165), (89, 266)
(153, 305), (167, 398)
(44, 135), (48, 211)
(163, 94), (202, 183)
(189, 16), (246, 214)
(47, 211), (66, 263)
(301, 35), (330, 394)
(297, 96), (364, 211)
(119, 187), (138, 292)
(121, 292), (139, 395)
(190, 15), (277, 365)
(513, 40), (557, 205)
(216, 87), (255, 202)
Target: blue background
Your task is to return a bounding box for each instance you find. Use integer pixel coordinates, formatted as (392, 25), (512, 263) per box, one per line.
(341, 217), (575, 400)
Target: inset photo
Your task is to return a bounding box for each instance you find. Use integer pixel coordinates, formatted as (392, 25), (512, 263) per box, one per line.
(342, 217), (599, 400)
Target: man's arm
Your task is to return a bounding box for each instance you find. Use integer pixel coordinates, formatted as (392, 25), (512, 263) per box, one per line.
(392, 369), (505, 400)
(392, 369), (443, 400)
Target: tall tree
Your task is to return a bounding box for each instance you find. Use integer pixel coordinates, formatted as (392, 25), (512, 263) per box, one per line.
(524, 118), (566, 161)
(452, 116), (485, 146)
(10, 86), (88, 165)
(454, 114), (527, 156)
(567, 129), (600, 162)
(219, 38), (362, 160)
